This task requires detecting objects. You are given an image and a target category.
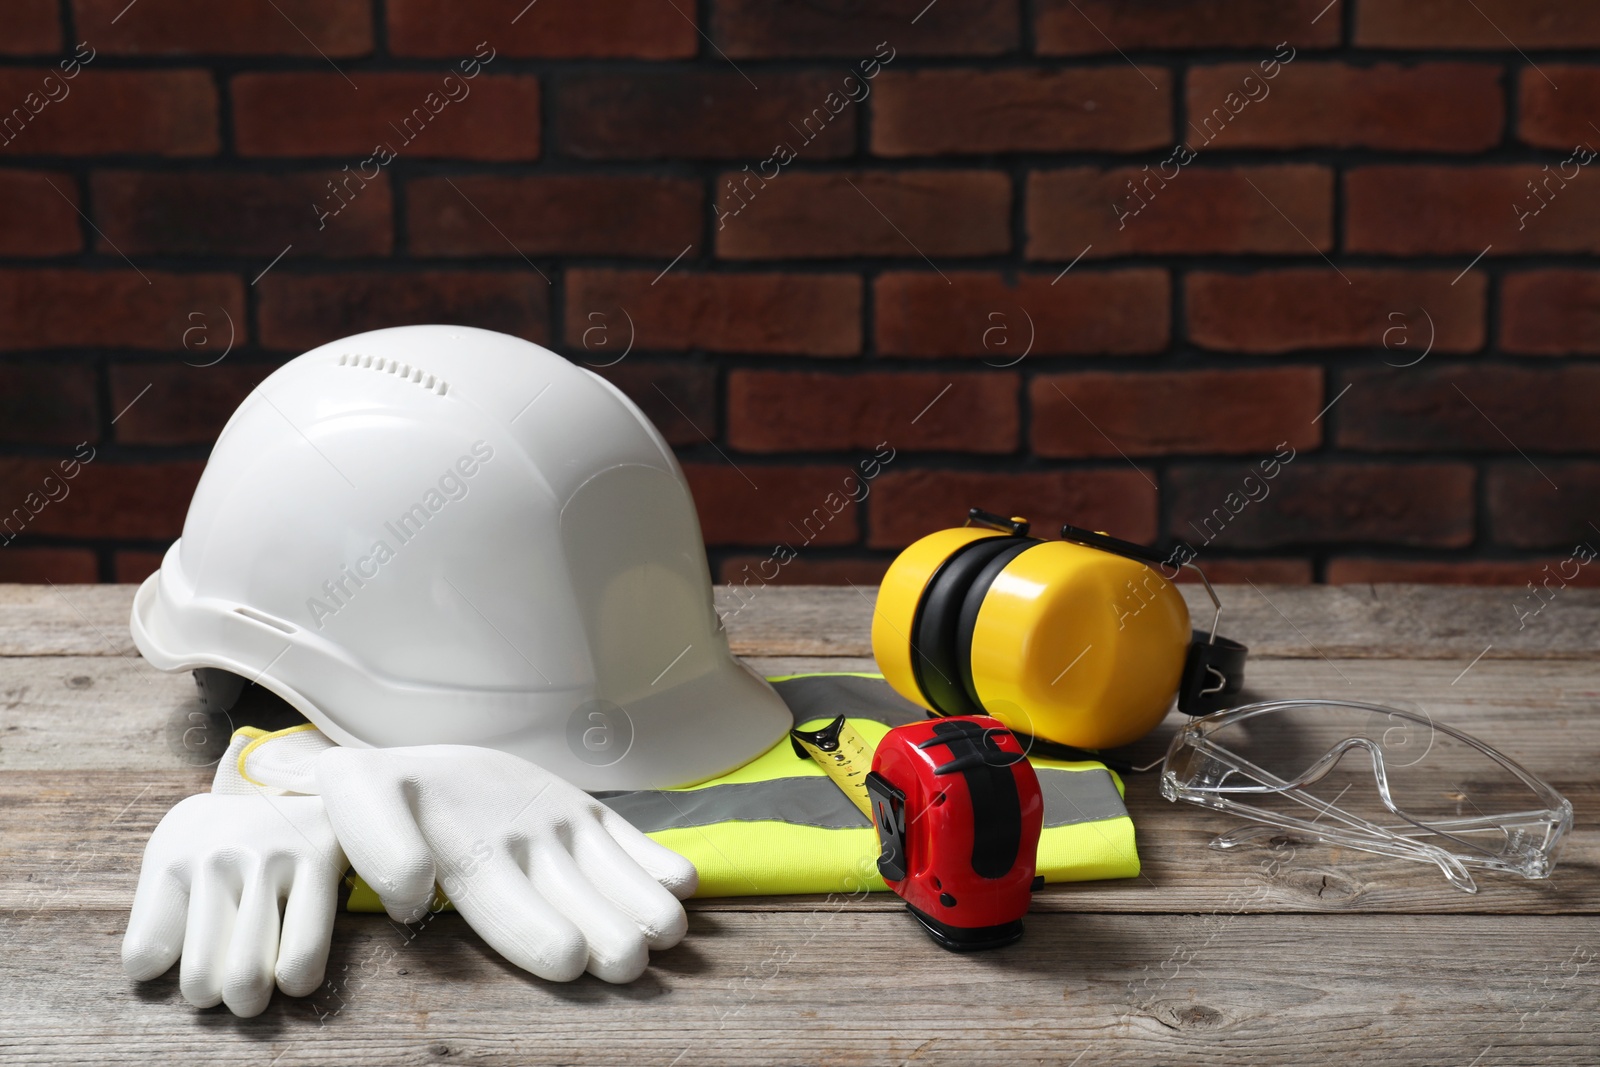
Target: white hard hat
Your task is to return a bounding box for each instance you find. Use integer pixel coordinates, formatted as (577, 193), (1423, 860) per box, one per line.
(130, 325), (791, 791)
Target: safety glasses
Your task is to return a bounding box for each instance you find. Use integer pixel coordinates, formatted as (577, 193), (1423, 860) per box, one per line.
(1160, 699), (1572, 893)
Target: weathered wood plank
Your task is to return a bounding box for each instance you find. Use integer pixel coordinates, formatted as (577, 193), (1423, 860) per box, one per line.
(719, 583), (1600, 660)
(1, 910), (1594, 1066)
(0, 584), (142, 658)
(7, 768), (1592, 918)
(4, 656), (1593, 916)
(6, 584), (1600, 660)
(2, 583), (1595, 1064)
(6, 654), (1590, 777)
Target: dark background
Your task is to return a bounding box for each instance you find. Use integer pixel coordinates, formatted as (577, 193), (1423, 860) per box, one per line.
(1, 0), (1597, 587)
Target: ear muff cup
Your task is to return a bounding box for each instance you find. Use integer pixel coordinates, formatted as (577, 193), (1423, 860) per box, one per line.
(956, 539), (1040, 710)
(910, 536), (1039, 716)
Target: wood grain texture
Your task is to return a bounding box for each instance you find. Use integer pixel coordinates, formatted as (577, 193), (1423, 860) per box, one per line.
(717, 583), (1600, 660)
(2, 657), (1593, 916)
(0, 584), (142, 657)
(1, 583), (1597, 1062)
(6, 583), (1600, 659)
(1, 910), (1595, 1065)
(6, 653), (1591, 778)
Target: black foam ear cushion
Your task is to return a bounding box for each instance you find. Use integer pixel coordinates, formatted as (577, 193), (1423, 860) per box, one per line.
(955, 539), (1041, 711)
(909, 536), (1037, 716)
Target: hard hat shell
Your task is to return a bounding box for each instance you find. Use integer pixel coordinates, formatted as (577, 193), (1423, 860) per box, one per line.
(131, 325), (791, 791)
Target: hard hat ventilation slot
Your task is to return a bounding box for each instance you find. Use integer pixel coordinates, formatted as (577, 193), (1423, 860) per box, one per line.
(233, 606), (297, 635)
(333, 353), (450, 397)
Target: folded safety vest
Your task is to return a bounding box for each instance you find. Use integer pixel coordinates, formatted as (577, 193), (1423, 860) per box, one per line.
(330, 673), (1140, 908)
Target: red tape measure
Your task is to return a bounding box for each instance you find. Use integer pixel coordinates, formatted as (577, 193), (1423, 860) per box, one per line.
(866, 715), (1044, 951)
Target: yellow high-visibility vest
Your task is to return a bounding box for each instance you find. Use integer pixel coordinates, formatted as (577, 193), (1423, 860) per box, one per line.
(337, 673), (1140, 908)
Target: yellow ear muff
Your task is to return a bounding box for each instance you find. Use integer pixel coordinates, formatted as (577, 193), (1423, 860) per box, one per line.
(873, 510), (1208, 752)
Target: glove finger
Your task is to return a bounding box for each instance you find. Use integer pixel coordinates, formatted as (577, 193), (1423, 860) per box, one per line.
(528, 843), (651, 984)
(446, 853), (588, 983)
(178, 862), (238, 1009)
(275, 855), (343, 997)
(316, 749), (436, 923)
(220, 866), (281, 1018)
(571, 823), (690, 951)
(123, 864), (189, 982)
(594, 804), (699, 900)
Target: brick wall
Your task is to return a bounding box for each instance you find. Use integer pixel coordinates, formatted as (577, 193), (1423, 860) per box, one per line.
(1, 0), (1598, 587)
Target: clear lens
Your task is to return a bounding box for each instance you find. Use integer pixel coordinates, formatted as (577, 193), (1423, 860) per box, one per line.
(1162, 700), (1572, 892)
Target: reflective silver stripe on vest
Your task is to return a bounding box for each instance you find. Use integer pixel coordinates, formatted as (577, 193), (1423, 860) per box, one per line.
(1036, 767), (1128, 828)
(595, 767), (1126, 834)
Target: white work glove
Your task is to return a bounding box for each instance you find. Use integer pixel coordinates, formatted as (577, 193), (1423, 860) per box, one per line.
(314, 745), (698, 984)
(123, 728), (347, 1017)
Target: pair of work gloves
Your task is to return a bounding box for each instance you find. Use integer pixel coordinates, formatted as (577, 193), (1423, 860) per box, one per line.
(122, 727), (698, 1017)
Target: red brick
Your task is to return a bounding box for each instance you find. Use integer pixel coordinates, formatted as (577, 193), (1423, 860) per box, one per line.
(1501, 271), (1600, 355)
(1336, 365), (1600, 452)
(0, 271), (244, 351)
(875, 270), (1169, 358)
(0, 364), (98, 444)
(564, 270), (860, 356)
(0, 69), (218, 156)
(591, 363), (717, 448)
(718, 554), (890, 586)
(1038, 1), (1338, 54)
(0, 548), (98, 582)
(115, 549), (166, 584)
(1174, 558), (1313, 584)
(1488, 463), (1600, 548)
(93, 171), (390, 257)
(75, 0), (371, 55)
(714, 1), (1016, 57)
(1028, 165), (1332, 259)
(872, 69), (1170, 156)
(1185, 62), (1503, 152)
(389, 0), (695, 58)
(233, 74), (539, 160)
(1520, 67), (1600, 148)
(408, 176), (699, 259)
(109, 362), (276, 446)
(0, 457), (201, 539)
(728, 371), (1019, 454)
(1031, 369), (1322, 458)
(1186, 269), (1486, 354)
(868, 469), (1157, 549)
(1357, 0), (1600, 48)
(1346, 165), (1600, 255)
(555, 72), (855, 160)
(685, 464), (862, 547)
(258, 273), (547, 352)
(718, 171), (1010, 260)
(1326, 558), (1600, 586)
(0, 0), (60, 55)
(0, 171), (80, 255)
(1166, 462), (1475, 549)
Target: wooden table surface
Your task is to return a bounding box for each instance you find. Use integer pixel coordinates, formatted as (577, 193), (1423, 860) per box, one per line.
(2, 583), (1596, 1065)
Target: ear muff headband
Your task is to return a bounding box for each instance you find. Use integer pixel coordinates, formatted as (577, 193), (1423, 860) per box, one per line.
(909, 535), (1037, 716)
